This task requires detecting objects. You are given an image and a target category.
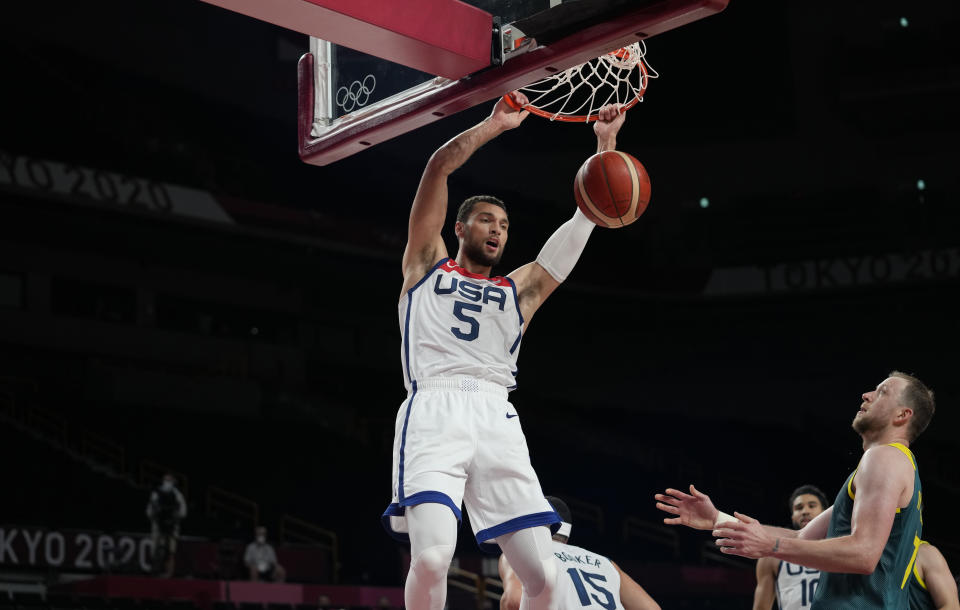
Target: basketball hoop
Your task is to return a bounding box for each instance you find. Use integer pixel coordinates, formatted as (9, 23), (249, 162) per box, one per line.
(503, 41), (658, 123)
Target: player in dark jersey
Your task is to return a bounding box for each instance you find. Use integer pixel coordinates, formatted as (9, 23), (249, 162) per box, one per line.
(908, 541), (960, 609)
(656, 371), (936, 609)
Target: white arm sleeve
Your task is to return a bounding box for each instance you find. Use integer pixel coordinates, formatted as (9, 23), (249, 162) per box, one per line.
(535, 208), (596, 282)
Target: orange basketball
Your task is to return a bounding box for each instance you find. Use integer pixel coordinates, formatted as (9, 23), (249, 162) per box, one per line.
(574, 151), (651, 228)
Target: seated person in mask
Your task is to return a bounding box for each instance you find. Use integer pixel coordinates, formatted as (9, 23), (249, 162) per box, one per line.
(244, 526), (286, 582)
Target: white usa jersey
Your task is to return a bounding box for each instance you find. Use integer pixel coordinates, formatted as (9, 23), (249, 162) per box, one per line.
(776, 560), (820, 609)
(553, 541), (624, 610)
(400, 258), (523, 392)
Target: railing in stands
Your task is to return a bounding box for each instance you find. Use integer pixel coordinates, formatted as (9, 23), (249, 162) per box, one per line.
(565, 496), (605, 534)
(25, 404), (68, 446)
(140, 459), (190, 498)
(279, 514), (341, 584)
(447, 566), (502, 610)
(80, 428), (126, 475)
(0, 387), (16, 420)
(622, 515), (680, 559)
(206, 485), (259, 531)
(0, 377), (36, 424)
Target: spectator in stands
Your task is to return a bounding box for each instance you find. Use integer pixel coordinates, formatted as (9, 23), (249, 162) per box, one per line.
(145, 473), (187, 578)
(244, 526), (286, 582)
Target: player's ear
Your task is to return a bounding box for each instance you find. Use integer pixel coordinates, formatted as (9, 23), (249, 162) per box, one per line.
(454, 220), (465, 238)
(895, 407), (913, 427)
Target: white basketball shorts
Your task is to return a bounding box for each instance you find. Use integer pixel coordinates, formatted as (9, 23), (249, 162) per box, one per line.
(381, 376), (559, 552)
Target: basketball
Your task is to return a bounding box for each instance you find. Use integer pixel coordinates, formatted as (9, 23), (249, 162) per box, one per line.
(574, 151), (651, 228)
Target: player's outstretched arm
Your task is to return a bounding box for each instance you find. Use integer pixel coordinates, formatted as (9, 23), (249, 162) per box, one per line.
(715, 445), (911, 573)
(401, 92), (529, 293)
(507, 103), (627, 324)
(614, 561), (661, 610)
(497, 554), (523, 610)
(657, 485), (801, 540)
(751, 556), (777, 610)
(917, 543), (960, 609)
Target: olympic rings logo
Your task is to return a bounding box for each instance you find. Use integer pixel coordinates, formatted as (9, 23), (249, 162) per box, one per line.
(336, 75), (376, 112)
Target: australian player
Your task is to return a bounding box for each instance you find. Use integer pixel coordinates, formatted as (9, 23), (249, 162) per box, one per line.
(499, 497), (661, 610)
(656, 371), (936, 609)
(382, 92), (629, 610)
(752, 485), (829, 610)
(908, 540), (960, 609)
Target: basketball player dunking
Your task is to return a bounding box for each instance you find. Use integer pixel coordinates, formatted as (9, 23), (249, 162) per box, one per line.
(381, 92), (627, 610)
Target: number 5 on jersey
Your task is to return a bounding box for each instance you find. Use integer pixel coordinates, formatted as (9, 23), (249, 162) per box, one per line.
(451, 301), (481, 341)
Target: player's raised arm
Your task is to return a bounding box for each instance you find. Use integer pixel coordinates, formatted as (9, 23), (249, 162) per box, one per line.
(401, 93), (529, 294)
(594, 102), (625, 153)
(507, 104), (626, 324)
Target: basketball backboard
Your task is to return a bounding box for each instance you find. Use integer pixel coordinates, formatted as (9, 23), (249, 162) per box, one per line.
(199, 0), (729, 165)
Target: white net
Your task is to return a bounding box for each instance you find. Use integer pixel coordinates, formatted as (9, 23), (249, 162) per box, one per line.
(517, 41), (658, 121)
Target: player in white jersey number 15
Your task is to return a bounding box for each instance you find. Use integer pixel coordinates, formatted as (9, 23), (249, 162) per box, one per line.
(382, 92), (630, 610)
(500, 496), (661, 610)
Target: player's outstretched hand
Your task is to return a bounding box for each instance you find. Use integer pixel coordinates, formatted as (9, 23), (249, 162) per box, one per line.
(593, 103), (626, 141)
(713, 512), (777, 559)
(490, 91), (530, 131)
(655, 484), (719, 531)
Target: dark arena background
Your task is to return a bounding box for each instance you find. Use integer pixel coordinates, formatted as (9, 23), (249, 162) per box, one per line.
(3, 1), (959, 609)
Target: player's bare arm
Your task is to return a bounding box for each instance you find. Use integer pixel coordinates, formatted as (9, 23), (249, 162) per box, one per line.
(508, 103), (626, 325)
(497, 554), (523, 610)
(401, 92), (529, 296)
(657, 484), (801, 539)
(751, 556), (777, 610)
(917, 544), (960, 609)
(796, 505), (832, 541)
(613, 561), (662, 610)
(714, 445), (913, 573)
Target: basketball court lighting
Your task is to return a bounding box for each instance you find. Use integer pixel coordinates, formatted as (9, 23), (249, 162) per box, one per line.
(899, 17), (909, 28)
(699, 197), (710, 209)
(916, 179), (926, 191)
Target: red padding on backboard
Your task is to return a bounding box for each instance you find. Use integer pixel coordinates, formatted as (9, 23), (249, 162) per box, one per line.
(200, 0), (492, 79)
(299, 0), (730, 166)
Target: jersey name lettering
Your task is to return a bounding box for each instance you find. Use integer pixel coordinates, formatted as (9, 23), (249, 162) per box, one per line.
(555, 551), (603, 568)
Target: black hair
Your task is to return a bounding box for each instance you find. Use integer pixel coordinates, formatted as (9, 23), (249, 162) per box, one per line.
(788, 485), (830, 512)
(456, 195), (507, 223)
(545, 496), (572, 525)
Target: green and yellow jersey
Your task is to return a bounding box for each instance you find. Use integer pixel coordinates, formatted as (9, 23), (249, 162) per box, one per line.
(908, 541), (936, 610)
(811, 443), (923, 609)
